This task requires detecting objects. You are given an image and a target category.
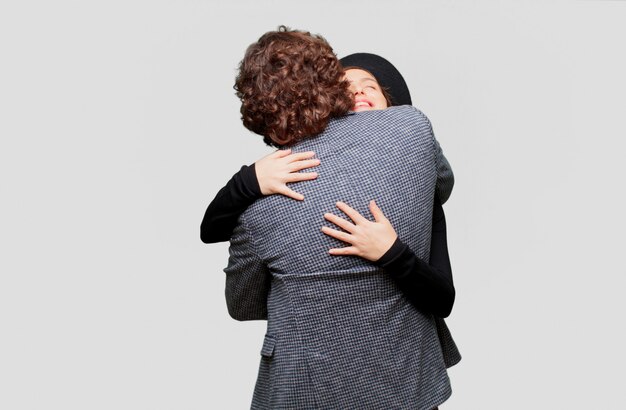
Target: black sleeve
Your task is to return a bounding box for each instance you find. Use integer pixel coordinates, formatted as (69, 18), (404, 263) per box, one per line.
(375, 194), (455, 318)
(200, 164), (263, 243)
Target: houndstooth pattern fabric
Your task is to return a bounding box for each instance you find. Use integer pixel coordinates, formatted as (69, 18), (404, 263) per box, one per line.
(225, 106), (457, 409)
(434, 137), (454, 205)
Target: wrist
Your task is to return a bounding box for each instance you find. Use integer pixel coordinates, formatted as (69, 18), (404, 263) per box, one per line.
(375, 237), (406, 267)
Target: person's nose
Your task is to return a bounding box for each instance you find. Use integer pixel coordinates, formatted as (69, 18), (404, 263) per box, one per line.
(352, 85), (364, 95)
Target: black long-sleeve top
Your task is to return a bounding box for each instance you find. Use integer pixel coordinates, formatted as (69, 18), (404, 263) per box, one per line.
(201, 164), (455, 318)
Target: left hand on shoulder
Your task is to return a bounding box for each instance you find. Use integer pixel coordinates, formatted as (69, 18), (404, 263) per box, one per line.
(321, 200), (398, 262)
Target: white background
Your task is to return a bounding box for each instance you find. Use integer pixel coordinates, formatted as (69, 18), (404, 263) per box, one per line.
(1, 1), (625, 409)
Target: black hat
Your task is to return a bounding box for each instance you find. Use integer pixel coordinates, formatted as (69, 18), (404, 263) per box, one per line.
(339, 53), (412, 106)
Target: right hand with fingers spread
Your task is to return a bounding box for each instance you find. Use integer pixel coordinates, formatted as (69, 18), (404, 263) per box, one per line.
(254, 149), (320, 201)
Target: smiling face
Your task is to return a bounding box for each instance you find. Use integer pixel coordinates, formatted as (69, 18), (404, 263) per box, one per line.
(344, 68), (389, 112)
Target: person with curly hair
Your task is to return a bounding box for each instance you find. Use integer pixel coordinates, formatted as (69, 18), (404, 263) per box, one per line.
(234, 26), (354, 148)
(202, 27), (457, 409)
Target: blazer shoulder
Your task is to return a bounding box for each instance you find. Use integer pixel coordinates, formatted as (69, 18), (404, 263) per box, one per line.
(383, 105), (431, 127)
(378, 106), (434, 144)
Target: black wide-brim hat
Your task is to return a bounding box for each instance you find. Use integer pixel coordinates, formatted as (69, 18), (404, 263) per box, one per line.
(339, 53), (412, 106)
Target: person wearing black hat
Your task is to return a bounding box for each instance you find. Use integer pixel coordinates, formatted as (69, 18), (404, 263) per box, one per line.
(340, 53), (454, 204)
(200, 53), (460, 323)
(340, 52), (414, 107)
(333, 55), (461, 384)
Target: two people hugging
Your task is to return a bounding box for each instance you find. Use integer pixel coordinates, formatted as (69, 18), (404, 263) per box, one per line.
(201, 26), (461, 410)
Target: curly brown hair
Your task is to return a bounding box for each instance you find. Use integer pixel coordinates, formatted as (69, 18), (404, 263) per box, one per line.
(235, 26), (354, 147)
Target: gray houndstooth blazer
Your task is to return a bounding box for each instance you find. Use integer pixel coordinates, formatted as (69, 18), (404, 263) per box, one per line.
(225, 106), (460, 409)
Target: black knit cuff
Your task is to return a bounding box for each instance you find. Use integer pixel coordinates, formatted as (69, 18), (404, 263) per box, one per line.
(242, 163), (263, 197)
(375, 237), (408, 268)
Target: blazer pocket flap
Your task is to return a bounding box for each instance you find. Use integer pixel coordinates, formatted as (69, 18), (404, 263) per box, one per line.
(260, 334), (276, 358)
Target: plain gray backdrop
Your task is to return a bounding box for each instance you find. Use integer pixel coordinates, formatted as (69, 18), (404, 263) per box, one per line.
(1, 1), (625, 409)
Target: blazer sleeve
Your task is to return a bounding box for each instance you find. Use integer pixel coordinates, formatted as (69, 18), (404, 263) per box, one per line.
(422, 111), (453, 204)
(434, 137), (454, 205)
(223, 215), (270, 321)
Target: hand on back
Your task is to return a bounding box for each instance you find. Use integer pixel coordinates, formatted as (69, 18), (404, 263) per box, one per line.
(255, 151), (398, 262)
(255, 149), (320, 201)
(322, 200), (398, 262)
